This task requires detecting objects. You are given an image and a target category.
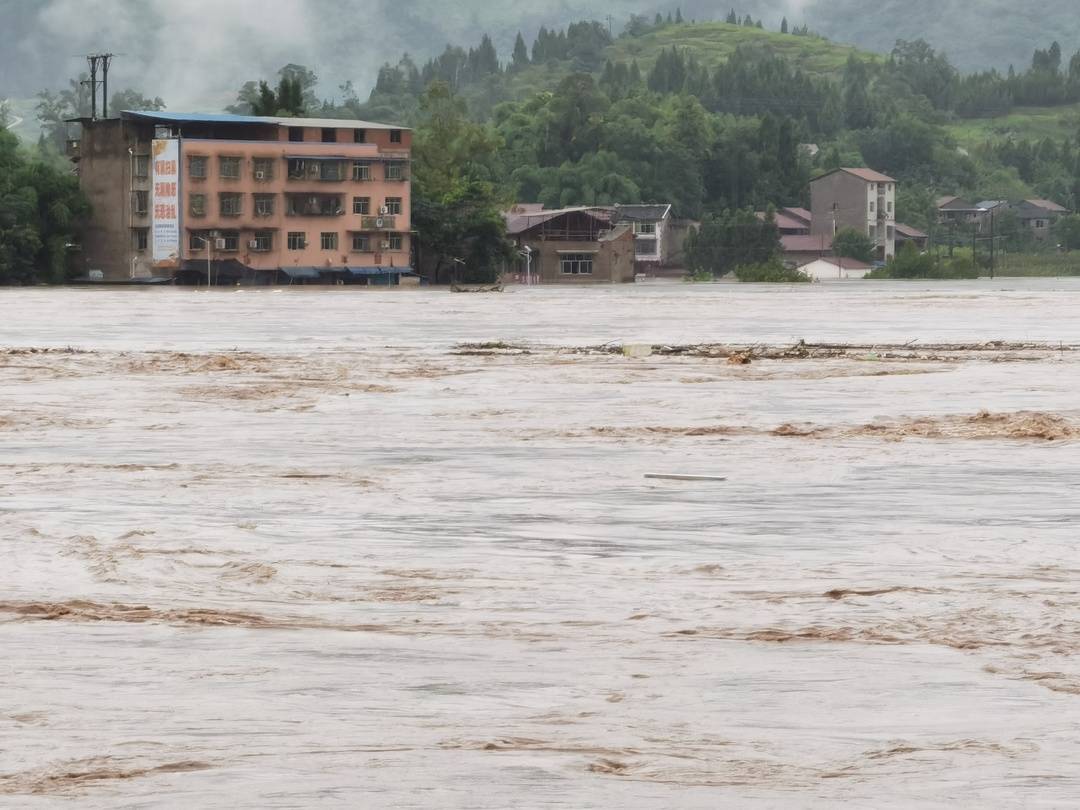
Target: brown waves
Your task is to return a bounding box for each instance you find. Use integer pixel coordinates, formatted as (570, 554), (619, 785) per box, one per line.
(542, 411), (1080, 443)
(0, 599), (388, 633)
(0, 758), (211, 795)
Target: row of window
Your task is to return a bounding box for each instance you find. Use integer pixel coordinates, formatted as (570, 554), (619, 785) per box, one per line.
(133, 192), (403, 218)
(182, 230), (405, 253)
(185, 156), (406, 182)
(287, 127), (402, 145)
(560, 253), (594, 275)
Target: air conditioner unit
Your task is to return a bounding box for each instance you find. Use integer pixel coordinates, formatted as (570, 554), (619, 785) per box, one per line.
(375, 217), (384, 229)
(381, 241), (391, 250)
(248, 240), (260, 249)
(255, 171), (266, 180)
(379, 206), (390, 215)
(215, 238), (227, 250)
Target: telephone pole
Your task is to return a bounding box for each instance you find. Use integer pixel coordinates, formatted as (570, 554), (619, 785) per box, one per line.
(83, 53), (115, 120)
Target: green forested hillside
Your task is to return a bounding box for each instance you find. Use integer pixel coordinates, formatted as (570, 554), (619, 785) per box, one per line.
(6, 0), (1080, 100)
(805, 0), (1080, 73)
(605, 21), (875, 77)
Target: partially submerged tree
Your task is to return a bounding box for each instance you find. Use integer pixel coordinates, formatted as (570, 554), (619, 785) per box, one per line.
(0, 129), (90, 284)
(686, 208), (781, 277)
(411, 82), (512, 283)
(832, 227), (876, 262)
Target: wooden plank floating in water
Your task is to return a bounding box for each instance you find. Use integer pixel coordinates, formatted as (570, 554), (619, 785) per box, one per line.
(644, 474), (727, 482)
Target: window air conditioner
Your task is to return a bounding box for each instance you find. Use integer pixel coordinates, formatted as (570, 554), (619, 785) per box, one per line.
(255, 171), (266, 180)
(381, 241), (391, 250)
(248, 240), (260, 249)
(215, 239), (227, 250)
(379, 206), (389, 215)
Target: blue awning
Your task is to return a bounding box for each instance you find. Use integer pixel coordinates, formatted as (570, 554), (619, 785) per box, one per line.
(345, 266), (413, 276)
(281, 267), (321, 279)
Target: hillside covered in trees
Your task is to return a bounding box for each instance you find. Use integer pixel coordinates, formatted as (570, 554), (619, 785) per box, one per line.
(319, 14), (1080, 235)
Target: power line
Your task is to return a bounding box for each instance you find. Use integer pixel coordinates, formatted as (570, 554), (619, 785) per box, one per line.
(82, 53), (114, 120)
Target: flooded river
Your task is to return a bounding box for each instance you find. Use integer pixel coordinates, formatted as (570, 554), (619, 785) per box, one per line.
(2, 281), (1080, 807)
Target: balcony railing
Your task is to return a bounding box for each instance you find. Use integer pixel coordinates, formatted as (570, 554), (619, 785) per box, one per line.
(359, 215), (398, 230)
(286, 196), (345, 217)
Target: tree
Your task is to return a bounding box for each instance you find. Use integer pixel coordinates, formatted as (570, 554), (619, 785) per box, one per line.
(0, 129), (89, 284)
(734, 257), (810, 282)
(411, 82), (512, 283)
(843, 56), (876, 129)
(686, 208), (781, 277)
(35, 90), (71, 152)
(832, 227), (876, 262)
(726, 9), (738, 24)
(226, 81), (261, 115)
(1053, 214), (1080, 250)
(510, 32), (529, 73)
(278, 64), (320, 110)
(781, 17), (788, 34)
(109, 89), (166, 113)
(884, 241), (936, 277)
(888, 39), (956, 110)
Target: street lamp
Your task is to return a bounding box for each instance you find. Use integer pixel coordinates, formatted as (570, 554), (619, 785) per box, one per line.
(451, 256), (466, 286)
(518, 245), (533, 285)
(191, 233), (216, 288)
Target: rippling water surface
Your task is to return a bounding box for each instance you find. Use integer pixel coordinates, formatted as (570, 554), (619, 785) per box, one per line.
(2, 281), (1080, 808)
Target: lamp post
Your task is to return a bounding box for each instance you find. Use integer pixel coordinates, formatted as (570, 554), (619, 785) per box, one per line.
(192, 235), (213, 288)
(451, 257), (466, 286)
(518, 245), (533, 285)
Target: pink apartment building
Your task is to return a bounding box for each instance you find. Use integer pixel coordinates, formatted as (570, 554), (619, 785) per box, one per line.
(69, 110), (413, 284)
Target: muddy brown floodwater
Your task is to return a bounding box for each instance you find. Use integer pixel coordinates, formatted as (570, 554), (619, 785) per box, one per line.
(2, 280), (1080, 808)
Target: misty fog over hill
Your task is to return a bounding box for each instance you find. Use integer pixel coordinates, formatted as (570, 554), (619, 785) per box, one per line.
(2, 0), (1080, 109)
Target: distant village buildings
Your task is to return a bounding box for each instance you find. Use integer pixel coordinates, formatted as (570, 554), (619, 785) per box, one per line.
(934, 196), (1070, 241)
(68, 111), (415, 285)
(502, 203), (689, 284)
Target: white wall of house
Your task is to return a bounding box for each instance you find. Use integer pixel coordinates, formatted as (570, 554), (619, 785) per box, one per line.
(799, 258), (870, 280)
(632, 219), (663, 263)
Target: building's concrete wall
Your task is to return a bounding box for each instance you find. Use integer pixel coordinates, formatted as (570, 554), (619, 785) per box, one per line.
(800, 258), (869, 280)
(811, 171), (896, 260)
(73, 119), (412, 282)
(663, 219), (698, 269)
(76, 119), (153, 281)
(1014, 202), (1064, 240)
(520, 229), (635, 284)
(178, 139), (410, 273)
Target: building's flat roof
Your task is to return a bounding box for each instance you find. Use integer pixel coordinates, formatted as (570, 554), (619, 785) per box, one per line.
(120, 110), (409, 131)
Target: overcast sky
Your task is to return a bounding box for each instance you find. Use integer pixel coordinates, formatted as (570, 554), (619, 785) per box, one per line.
(5, 0), (813, 108)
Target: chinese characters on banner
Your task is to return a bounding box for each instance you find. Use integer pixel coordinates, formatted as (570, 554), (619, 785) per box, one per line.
(151, 139), (180, 267)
